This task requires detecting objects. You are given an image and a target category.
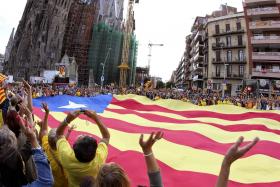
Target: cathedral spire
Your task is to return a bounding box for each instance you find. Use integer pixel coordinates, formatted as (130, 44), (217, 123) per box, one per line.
(4, 28), (15, 62)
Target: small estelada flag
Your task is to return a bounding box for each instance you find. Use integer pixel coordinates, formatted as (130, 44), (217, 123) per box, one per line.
(0, 88), (6, 104)
(0, 73), (7, 84)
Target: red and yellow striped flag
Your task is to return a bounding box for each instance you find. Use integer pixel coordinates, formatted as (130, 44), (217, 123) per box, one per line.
(0, 73), (7, 83)
(33, 94), (280, 187)
(0, 88), (6, 104)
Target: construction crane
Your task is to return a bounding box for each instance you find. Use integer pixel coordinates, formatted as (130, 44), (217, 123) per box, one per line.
(118, 0), (136, 88)
(147, 43), (164, 77)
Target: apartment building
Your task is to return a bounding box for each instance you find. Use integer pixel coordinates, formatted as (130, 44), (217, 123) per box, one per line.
(207, 12), (249, 96)
(175, 35), (191, 88)
(189, 17), (207, 90)
(244, 0), (280, 95)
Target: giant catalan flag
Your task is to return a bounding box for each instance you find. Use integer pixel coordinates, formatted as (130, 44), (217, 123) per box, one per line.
(33, 94), (280, 187)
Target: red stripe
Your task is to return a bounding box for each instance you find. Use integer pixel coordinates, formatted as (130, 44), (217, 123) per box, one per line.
(111, 98), (280, 121)
(33, 108), (280, 160)
(65, 129), (280, 187)
(106, 108), (280, 135)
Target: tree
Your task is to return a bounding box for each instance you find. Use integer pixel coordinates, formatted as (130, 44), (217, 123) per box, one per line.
(165, 81), (175, 89)
(156, 81), (164, 89)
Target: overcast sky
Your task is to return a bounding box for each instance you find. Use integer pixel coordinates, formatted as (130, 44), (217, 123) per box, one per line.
(0, 0), (243, 81)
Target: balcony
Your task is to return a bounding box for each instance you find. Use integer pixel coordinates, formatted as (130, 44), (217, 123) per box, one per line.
(193, 64), (203, 72)
(191, 31), (203, 46)
(190, 42), (203, 55)
(252, 68), (280, 78)
(249, 21), (280, 31)
(212, 58), (247, 64)
(247, 7), (279, 17)
(203, 45), (209, 54)
(193, 52), (204, 63)
(193, 75), (203, 81)
(212, 28), (245, 37)
(212, 43), (246, 50)
(212, 72), (245, 80)
(252, 52), (280, 61)
(244, 0), (277, 6)
(251, 35), (280, 45)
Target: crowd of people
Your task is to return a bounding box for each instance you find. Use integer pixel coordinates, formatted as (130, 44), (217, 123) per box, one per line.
(5, 82), (280, 111)
(0, 80), (261, 187)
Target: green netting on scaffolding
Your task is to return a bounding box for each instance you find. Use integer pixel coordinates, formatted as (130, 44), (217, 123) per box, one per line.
(88, 22), (123, 85)
(88, 22), (138, 86)
(128, 35), (138, 86)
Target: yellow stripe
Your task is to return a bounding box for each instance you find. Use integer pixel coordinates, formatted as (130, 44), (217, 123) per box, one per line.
(46, 112), (280, 184)
(114, 95), (280, 115)
(100, 110), (280, 144)
(107, 104), (280, 130)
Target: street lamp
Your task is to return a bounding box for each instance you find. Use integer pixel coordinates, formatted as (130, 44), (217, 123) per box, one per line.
(219, 42), (229, 98)
(100, 48), (111, 90)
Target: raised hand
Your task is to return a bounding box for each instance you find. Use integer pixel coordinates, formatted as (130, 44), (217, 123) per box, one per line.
(41, 102), (49, 113)
(139, 131), (164, 154)
(224, 136), (259, 165)
(65, 110), (81, 124)
(18, 103), (32, 117)
(22, 79), (32, 93)
(84, 110), (97, 119)
(17, 114), (39, 148)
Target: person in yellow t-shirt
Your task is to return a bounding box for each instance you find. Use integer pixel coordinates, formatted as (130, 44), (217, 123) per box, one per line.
(38, 103), (68, 187)
(56, 110), (110, 187)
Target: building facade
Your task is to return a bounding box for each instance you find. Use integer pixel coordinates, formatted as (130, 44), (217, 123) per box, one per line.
(244, 0), (280, 95)
(61, 0), (98, 86)
(5, 0), (137, 87)
(6, 0), (74, 80)
(189, 17), (207, 90)
(0, 54), (4, 72)
(174, 5), (251, 95)
(175, 35), (191, 88)
(207, 12), (249, 96)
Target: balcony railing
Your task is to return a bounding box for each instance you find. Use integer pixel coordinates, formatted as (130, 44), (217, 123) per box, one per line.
(252, 68), (280, 78)
(212, 58), (247, 64)
(193, 52), (204, 62)
(251, 35), (280, 44)
(244, 0), (277, 6)
(191, 31), (203, 46)
(249, 20), (280, 30)
(213, 28), (245, 37)
(252, 52), (280, 61)
(247, 7), (279, 16)
(212, 43), (246, 50)
(212, 72), (244, 79)
(193, 65), (203, 72)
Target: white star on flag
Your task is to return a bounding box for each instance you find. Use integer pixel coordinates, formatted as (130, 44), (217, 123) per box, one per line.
(59, 101), (87, 109)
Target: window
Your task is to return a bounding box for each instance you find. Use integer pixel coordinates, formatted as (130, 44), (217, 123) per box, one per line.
(226, 65), (232, 77)
(236, 22), (241, 30)
(215, 25), (220, 34)
(216, 65), (221, 77)
(226, 36), (231, 46)
(239, 65), (244, 76)
(227, 50), (232, 62)
(238, 35), (243, 46)
(216, 50), (221, 61)
(272, 65), (280, 72)
(239, 50), (244, 62)
(216, 37), (220, 45)
(226, 24), (230, 32)
(256, 65), (262, 71)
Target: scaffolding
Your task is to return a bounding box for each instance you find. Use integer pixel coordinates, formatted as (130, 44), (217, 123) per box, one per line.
(88, 22), (137, 86)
